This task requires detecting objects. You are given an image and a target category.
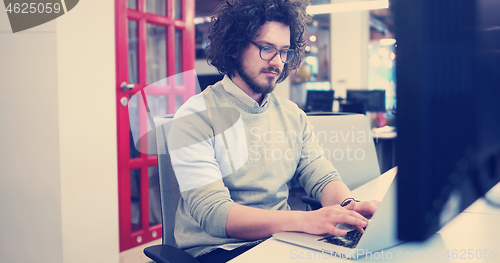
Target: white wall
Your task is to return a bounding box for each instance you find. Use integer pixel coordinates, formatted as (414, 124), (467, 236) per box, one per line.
(0, 0), (119, 262)
(0, 12), (63, 263)
(330, 11), (369, 99)
(56, 1), (119, 262)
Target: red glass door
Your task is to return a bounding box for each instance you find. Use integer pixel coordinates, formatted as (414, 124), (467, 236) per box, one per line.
(115, 0), (195, 251)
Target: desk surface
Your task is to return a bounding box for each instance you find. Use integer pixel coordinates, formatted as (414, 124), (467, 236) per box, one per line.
(230, 169), (500, 262)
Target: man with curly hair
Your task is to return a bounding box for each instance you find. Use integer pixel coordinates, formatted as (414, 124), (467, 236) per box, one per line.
(167, 0), (379, 262)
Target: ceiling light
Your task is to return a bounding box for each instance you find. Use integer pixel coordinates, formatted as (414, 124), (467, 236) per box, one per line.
(307, 0), (389, 15)
(194, 17), (206, 24)
(380, 38), (396, 46)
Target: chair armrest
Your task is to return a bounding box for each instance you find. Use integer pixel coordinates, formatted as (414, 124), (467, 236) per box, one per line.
(300, 196), (323, 211)
(144, 244), (200, 263)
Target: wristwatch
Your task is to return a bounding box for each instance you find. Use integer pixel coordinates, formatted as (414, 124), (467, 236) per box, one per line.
(340, 197), (360, 207)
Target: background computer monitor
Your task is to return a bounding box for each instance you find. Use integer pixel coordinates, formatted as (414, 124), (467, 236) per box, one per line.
(197, 74), (224, 92)
(305, 90), (334, 112)
(395, 0), (500, 241)
(344, 89), (386, 113)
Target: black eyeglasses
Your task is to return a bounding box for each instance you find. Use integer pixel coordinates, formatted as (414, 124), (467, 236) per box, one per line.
(249, 41), (297, 64)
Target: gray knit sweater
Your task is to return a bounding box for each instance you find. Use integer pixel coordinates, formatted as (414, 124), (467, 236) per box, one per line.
(167, 76), (341, 257)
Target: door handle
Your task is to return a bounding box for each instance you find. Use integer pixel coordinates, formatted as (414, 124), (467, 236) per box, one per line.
(120, 82), (134, 92)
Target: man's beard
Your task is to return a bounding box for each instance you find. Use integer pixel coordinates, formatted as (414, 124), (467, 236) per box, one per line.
(235, 59), (281, 94)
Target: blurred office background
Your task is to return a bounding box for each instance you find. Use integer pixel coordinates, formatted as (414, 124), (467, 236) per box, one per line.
(195, 0), (396, 126)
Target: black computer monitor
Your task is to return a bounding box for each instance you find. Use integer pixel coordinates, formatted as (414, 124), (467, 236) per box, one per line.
(344, 89), (386, 113)
(305, 90), (334, 112)
(197, 74), (224, 92)
(395, 0), (500, 241)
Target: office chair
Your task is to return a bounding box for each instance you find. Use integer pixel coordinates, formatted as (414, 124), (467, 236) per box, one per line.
(143, 115), (200, 263)
(301, 112), (381, 210)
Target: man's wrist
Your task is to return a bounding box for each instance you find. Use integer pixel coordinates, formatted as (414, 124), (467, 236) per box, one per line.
(284, 210), (308, 233)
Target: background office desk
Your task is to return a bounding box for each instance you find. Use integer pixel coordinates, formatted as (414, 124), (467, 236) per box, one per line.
(230, 168), (500, 262)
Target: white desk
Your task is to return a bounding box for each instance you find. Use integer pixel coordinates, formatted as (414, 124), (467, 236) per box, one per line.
(230, 168), (500, 262)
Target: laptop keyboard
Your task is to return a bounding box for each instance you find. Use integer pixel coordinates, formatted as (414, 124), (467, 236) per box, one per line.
(317, 229), (363, 249)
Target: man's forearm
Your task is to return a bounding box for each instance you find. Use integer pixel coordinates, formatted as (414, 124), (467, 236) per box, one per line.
(225, 181), (360, 240)
(226, 204), (306, 240)
(226, 195), (370, 240)
(320, 180), (354, 207)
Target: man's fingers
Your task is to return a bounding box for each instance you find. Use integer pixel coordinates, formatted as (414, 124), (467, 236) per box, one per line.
(330, 228), (348, 236)
(334, 214), (368, 229)
(355, 226), (365, 234)
(348, 216), (368, 228)
(354, 200), (380, 217)
(343, 199), (356, 210)
(362, 203), (377, 215)
(308, 205), (371, 236)
(347, 209), (369, 222)
(328, 206), (369, 223)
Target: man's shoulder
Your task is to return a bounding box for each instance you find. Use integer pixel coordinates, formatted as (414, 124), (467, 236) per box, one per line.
(272, 94), (297, 107)
(173, 80), (226, 118)
(270, 93), (307, 118)
(174, 93), (207, 118)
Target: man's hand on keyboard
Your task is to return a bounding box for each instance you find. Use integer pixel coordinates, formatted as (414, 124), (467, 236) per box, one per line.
(299, 204), (369, 237)
(350, 200), (380, 219)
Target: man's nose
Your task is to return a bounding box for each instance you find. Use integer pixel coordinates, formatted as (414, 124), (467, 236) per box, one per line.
(269, 53), (284, 68)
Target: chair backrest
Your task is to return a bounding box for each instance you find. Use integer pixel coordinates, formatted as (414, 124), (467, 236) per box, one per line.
(307, 112), (380, 189)
(153, 115), (180, 247)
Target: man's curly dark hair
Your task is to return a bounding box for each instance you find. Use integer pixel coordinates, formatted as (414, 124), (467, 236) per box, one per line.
(205, 0), (311, 83)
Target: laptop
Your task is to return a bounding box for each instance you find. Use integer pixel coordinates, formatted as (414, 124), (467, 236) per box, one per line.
(273, 170), (403, 259)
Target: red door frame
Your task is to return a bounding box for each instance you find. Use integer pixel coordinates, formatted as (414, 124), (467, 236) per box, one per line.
(115, 0), (195, 251)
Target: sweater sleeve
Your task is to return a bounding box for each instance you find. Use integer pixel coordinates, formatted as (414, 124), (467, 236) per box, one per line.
(294, 111), (343, 202)
(167, 95), (236, 238)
